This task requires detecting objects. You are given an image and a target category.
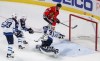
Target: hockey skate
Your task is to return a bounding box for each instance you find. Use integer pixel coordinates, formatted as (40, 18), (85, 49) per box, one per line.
(18, 45), (25, 49)
(6, 54), (14, 58)
(23, 41), (28, 44)
(6, 51), (14, 58)
(39, 46), (59, 56)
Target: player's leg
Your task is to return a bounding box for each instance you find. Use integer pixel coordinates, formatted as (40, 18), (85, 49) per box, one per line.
(20, 31), (28, 45)
(17, 37), (25, 49)
(4, 33), (14, 58)
(14, 31), (25, 49)
(43, 15), (53, 25)
(40, 37), (54, 52)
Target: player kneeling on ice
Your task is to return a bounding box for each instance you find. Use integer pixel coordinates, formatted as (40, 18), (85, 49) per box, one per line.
(35, 25), (65, 55)
(14, 16), (34, 49)
(1, 14), (18, 58)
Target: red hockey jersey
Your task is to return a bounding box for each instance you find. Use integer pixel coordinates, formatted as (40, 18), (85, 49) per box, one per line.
(44, 6), (59, 26)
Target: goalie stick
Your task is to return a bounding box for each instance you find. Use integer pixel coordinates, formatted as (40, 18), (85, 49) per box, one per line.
(60, 22), (78, 29)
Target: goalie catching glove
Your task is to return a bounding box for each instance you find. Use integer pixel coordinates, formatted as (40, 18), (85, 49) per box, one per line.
(27, 28), (34, 34)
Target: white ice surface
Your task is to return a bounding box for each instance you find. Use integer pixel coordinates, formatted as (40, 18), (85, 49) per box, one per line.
(0, 1), (100, 61)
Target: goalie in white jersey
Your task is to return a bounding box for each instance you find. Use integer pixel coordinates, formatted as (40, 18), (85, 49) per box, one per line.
(36, 25), (65, 55)
(1, 14), (18, 58)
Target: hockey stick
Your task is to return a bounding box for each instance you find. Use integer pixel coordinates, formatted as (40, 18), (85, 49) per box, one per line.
(34, 35), (44, 42)
(34, 37), (41, 42)
(60, 22), (78, 29)
(34, 31), (42, 33)
(34, 34), (46, 42)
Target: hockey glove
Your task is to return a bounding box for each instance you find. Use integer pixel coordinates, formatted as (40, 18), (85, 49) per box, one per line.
(56, 19), (60, 24)
(58, 34), (65, 39)
(40, 34), (48, 41)
(14, 30), (23, 37)
(27, 28), (34, 34)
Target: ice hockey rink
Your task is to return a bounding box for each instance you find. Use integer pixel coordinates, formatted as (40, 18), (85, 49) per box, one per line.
(0, 1), (100, 61)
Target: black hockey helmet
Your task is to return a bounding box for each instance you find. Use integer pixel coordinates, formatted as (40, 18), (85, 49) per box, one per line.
(56, 3), (62, 7)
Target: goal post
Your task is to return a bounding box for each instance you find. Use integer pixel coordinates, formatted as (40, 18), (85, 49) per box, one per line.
(69, 14), (98, 51)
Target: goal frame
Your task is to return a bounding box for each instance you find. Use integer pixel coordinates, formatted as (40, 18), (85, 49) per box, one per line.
(69, 14), (98, 51)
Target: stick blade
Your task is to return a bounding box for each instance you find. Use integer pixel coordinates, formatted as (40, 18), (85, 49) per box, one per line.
(72, 25), (78, 29)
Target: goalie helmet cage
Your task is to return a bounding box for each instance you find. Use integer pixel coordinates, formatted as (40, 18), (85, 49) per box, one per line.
(69, 14), (98, 51)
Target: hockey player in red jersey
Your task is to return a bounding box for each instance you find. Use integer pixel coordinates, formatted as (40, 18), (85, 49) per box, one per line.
(43, 3), (62, 29)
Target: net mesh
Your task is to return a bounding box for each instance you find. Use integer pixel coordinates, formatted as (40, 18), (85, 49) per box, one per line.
(69, 14), (99, 51)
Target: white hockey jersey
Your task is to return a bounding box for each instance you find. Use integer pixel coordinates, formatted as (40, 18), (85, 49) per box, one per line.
(43, 26), (64, 39)
(1, 18), (16, 33)
(17, 19), (30, 31)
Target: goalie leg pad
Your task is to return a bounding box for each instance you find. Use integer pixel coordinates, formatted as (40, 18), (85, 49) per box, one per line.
(39, 46), (59, 55)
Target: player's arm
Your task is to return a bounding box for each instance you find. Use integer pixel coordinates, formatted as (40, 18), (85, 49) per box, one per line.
(53, 13), (60, 24)
(51, 31), (65, 39)
(44, 7), (53, 16)
(23, 26), (34, 34)
(1, 18), (13, 28)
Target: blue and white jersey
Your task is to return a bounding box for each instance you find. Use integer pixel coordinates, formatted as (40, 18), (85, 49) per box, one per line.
(17, 19), (24, 30)
(1, 18), (16, 33)
(17, 19), (30, 31)
(43, 26), (61, 39)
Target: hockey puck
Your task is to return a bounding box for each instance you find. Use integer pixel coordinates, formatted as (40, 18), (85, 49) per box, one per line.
(78, 49), (80, 51)
(34, 40), (38, 42)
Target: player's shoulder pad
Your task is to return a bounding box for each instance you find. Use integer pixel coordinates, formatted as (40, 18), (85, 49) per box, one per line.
(6, 18), (13, 22)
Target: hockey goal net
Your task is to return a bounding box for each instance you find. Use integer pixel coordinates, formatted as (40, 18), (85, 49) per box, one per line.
(68, 14), (99, 51)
